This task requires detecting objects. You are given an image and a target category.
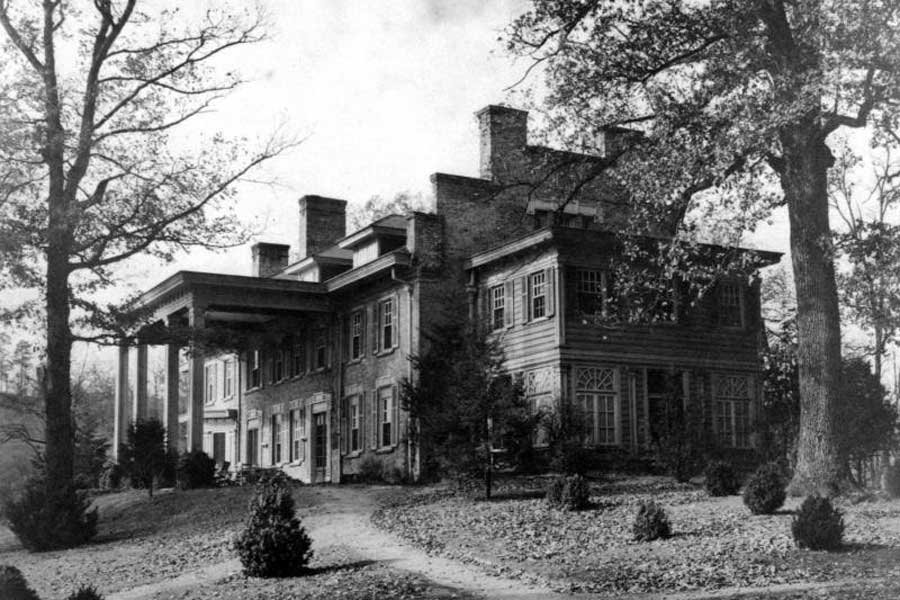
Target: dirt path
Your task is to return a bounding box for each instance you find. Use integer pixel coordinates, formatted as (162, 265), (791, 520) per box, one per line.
(109, 485), (565, 600)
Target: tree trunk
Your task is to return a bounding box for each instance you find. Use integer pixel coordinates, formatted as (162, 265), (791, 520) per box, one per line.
(44, 240), (74, 492)
(780, 123), (844, 497)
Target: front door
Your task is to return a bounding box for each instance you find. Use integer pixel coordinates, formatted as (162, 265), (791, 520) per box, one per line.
(246, 428), (259, 467)
(313, 412), (327, 482)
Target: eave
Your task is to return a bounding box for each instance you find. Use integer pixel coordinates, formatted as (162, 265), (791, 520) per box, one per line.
(325, 249), (411, 292)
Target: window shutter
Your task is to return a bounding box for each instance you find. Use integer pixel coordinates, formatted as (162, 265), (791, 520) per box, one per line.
(504, 280), (514, 328)
(371, 304), (380, 354)
(480, 286), (490, 328)
(342, 317), (349, 362)
(518, 276), (528, 323)
(392, 386), (400, 446)
(360, 309), (367, 357)
(392, 294), (400, 348)
(299, 409), (307, 462)
(342, 398), (350, 455)
(545, 267), (555, 317)
(369, 391), (378, 450)
(305, 330), (313, 372)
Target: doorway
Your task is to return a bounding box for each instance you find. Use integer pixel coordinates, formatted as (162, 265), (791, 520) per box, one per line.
(246, 428), (259, 467)
(312, 412), (327, 482)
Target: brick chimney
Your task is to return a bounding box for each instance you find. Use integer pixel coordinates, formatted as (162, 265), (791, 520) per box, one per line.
(298, 195), (347, 259)
(475, 105), (528, 181)
(252, 242), (290, 277)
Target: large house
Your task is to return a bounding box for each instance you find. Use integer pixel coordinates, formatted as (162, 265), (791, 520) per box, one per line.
(113, 105), (780, 483)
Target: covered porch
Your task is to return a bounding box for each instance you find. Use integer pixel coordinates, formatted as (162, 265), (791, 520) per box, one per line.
(112, 270), (330, 459)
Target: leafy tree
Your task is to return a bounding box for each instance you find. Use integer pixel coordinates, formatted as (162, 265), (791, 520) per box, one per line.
(402, 320), (533, 499)
(506, 0), (900, 494)
(119, 418), (167, 497)
(347, 191), (430, 231)
(0, 1), (294, 515)
(830, 143), (900, 379)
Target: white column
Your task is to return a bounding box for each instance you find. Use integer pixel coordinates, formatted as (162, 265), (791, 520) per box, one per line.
(113, 344), (130, 462)
(133, 344), (148, 422)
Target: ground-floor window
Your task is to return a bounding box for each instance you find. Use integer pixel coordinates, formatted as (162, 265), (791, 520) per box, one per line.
(271, 414), (283, 464)
(576, 366), (619, 446)
(378, 386), (393, 447)
(349, 396), (361, 452)
(716, 375), (752, 448)
(290, 408), (304, 461)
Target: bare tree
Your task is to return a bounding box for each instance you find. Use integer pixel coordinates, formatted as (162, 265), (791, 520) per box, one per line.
(0, 0), (296, 500)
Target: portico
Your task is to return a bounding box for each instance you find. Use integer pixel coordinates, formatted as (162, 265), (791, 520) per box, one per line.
(113, 270), (330, 460)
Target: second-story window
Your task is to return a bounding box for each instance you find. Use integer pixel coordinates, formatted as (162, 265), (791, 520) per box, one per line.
(351, 311), (363, 360)
(204, 362), (217, 404)
(273, 349), (284, 382)
(490, 285), (505, 330)
(248, 350), (261, 389)
(718, 282), (743, 328)
(314, 329), (327, 370)
(530, 271), (546, 319)
(223, 359), (233, 398)
(576, 269), (612, 316)
(291, 343), (304, 377)
(380, 298), (394, 350)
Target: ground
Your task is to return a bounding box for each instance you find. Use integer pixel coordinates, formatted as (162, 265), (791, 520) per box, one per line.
(0, 476), (899, 599)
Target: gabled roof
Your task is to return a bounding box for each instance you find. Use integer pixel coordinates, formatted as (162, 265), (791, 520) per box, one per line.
(337, 214), (408, 250)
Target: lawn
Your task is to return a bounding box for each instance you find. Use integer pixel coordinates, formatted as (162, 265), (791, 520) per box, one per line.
(0, 485), (476, 600)
(372, 475), (900, 596)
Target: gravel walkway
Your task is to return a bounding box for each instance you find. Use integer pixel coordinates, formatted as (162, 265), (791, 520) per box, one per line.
(104, 485), (562, 600)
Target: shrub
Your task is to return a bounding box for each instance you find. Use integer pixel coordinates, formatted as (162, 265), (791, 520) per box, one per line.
(633, 501), (671, 542)
(743, 463), (786, 515)
(791, 495), (844, 551)
(176, 450), (216, 490)
(98, 463), (123, 491)
(704, 460), (740, 497)
(66, 585), (104, 600)
(545, 475), (566, 506)
(119, 419), (168, 497)
(357, 456), (383, 483)
(546, 474), (591, 511)
(3, 479), (98, 552)
(883, 463), (900, 498)
(233, 472), (313, 577)
(0, 565), (40, 600)
(549, 438), (591, 476)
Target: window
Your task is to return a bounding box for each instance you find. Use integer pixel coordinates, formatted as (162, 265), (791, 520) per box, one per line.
(291, 343), (303, 377)
(349, 396), (361, 452)
(716, 375), (752, 448)
(314, 329), (327, 370)
(249, 350), (261, 389)
(380, 298), (394, 350)
(290, 408), (304, 461)
(350, 311), (363, 360)
(272, 413), (283, 464)
(719, 282), (743, 327)
(576, 269), (615, 318)
(212, 432), (226, 466)
(378, 386), (393, 447)
(223, 359), (233, 398)
(204, 362), (217, 404)
(490, 285), (505, 330)
(576, 367), (619, 446)
(530, 271), (546, 319)
(273, 350), (284, 382)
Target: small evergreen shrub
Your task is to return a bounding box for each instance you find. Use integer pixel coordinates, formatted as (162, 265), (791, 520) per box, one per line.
(791, 495), (844, 551)
(233, 472), (313, 577)
(883, 463), (900, 498)
(176, 450), (216, 490)
(66, 585), (104, 600)
(545, 475), (566, 506)
(3, 479), (98, 552)
(98, 463), (123, 491)
(0, 565), (41, 600)
(546, 474), (591, 510)
(704, 460), (740, 497)
(357, 456), (383, 483)
(549, 438), (590, 475)
(633, 501), (671, 542)
(743, 463), (786, 515)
